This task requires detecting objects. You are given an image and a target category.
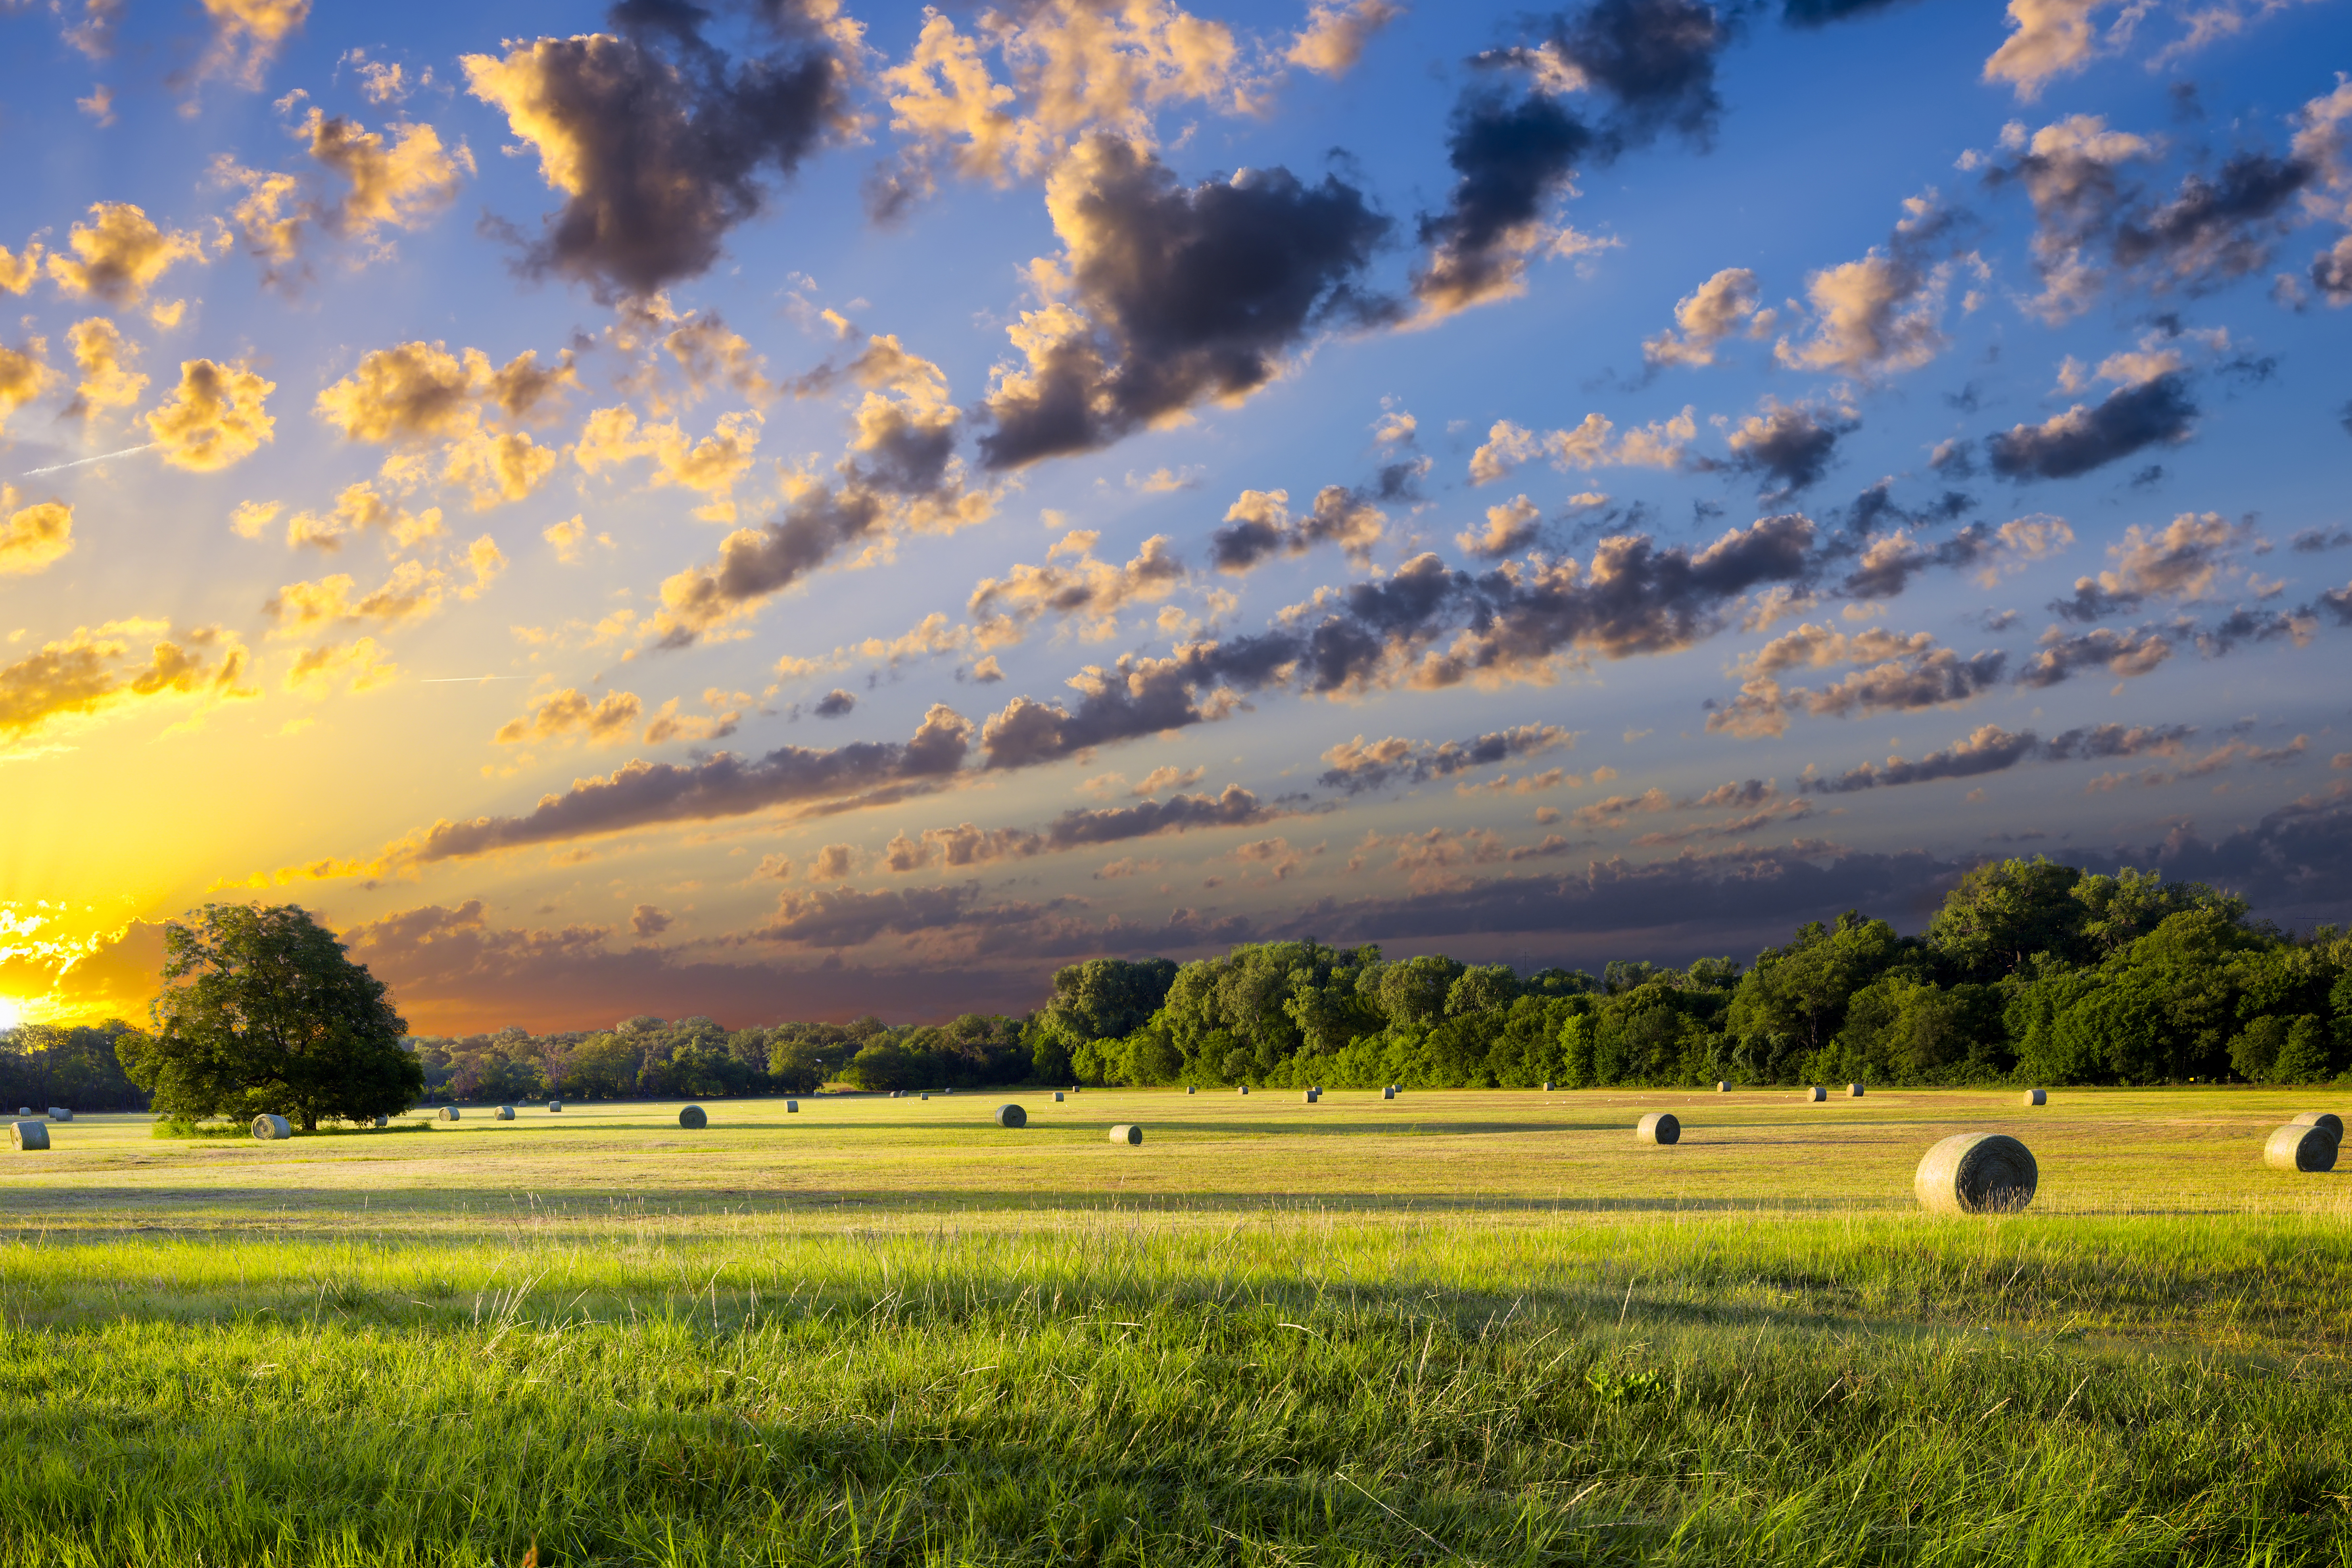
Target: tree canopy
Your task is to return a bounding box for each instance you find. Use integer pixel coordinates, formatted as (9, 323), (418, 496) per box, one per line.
(120, 904), (421, 1130)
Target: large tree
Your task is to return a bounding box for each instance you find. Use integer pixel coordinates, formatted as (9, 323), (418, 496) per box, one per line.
(119, 904), (422, 1130)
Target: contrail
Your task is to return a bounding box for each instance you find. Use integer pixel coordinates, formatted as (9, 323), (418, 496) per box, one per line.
(417, 675), (532, 683)
(20, 442), (161, 476)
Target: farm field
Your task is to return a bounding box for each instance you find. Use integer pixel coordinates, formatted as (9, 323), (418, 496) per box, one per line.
(4, 1086), (2349, 1566)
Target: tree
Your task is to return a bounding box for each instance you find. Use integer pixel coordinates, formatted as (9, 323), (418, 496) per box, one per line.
(121, 904), (422, 1130)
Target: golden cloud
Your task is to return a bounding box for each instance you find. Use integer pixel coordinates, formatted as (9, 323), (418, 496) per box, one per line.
(45, 203), (208, 305)
(196, 0), (311, 90)
(64, 317), (148, 420)
(145, 359), (276, 471)
(0, 619), (255, 746)
(0, 487), (74, 577)
(575, 406), (762, 521)
(0, 338), (54, 431)
(495, 687), (644, 747)
(284, 636), (399, 695)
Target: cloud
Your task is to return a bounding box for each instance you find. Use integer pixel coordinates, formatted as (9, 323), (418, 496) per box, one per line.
(1468, 407), (1693, 484)
(1982, 112), (2316, 317)
(1706, 626), (2006, 736)
(1288, 0), (1404, 75)
(282, 637), (397, 696)
(2048, 510), (2253, 619)
(44, 203), (207, 304)
(1319, 723), (1577, 793)
(217, 109), (472, 278)
(144, 359), (276, 471)
(2084, 734), (2308, 792)
(280, 482), (444, 553)
(812, 688), (857, 718)
(629, 903), (672, 939)
(1642, 267), (1773, 367)
(342, 704), (975, 870)
(1720, 400), (1855, 499)
(575, 406), (763, 521)
(1801, 719), (2190, 792)
(0, 619), (253, 747)
(1209, 485), (1386, 572)
(260, 549), (497, 635)
(462, 4), (854, 296)
(2015, 624), (2173, 687)
(873, 0), (1262, 199)
(885, 783), (1290, 875)
(1985, 373), (2196, 480)
(494, 687), (643, 747)
(1774, 195), (1966, 378)
(968, 531), (1188, 639)
(0, 338), (53, 432)
(977, 135), (1394, 468)
(0, 489), (73, 577)
(1981, 0), (2106, 100)
(1838, 513), (2074, 597)
(63, 318), (148, 420)
(193, 0), (310, 91)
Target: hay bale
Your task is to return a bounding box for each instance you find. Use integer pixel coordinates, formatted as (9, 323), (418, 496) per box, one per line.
(1303, 1088), (1318, 1103)
(1186, 1086), (1195, 1095)
(1847, 1083), (1865, 1098)
(1716, 1081), (1730, 1093)
(11, 1121), (48, 1152)
(678, 1104), (708, 1129)
(1542, 1081), (1554, 1092)
(46, 1107), (71, 1121)
(995, 1103), (1027, 1128)
(2264, 1123), (2339, 1173)
(1915, 1133), (2038, 1215)
(1636, 1111), (1680, 1145)
(495, 1105), (515, 1121)
(251, 1114), (291, 1140)
(1238, 1085), (1249, 1096)
(1109, 1123), (1142, 1145)
(372, 1114), (388, 1127)
(548, 1100), (563, 1113)
(786, 1099), (799, 1113)
(1807, 1085), (1826, 1102)
(2023, 1088), (2047, 1106)
(438, 1105), (460, 1121)
(1382, 1085), (1395, 1100)
(2288, 1111), (2342, 1141)
(1054, 1091), (1065, 1102)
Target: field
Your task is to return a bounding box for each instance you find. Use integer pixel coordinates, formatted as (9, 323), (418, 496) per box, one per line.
(4, 1086), (2349, 1566)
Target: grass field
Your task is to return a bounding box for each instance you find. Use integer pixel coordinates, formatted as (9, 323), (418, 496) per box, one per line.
(4, 1086), (2348, 1566)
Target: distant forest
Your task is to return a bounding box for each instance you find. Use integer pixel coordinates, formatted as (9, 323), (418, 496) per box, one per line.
(9, 856), (2350, 1110)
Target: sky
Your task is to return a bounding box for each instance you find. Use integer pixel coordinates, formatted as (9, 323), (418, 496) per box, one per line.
(2, 0), (2349, 1034)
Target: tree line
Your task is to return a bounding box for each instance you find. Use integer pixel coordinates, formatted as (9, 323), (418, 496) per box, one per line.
(1027, 859), (2352, 1090)
(7, 858), (2344, 1127)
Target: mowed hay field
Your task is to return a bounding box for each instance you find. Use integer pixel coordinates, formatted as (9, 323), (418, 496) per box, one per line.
(4, 1089), (2350, 1566)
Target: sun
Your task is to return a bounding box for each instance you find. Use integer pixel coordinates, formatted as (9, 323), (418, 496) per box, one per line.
(0, 998), (23, 1031)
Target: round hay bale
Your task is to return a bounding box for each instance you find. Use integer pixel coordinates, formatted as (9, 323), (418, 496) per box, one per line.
(786, 1099), (799, 1113)
(548, 1100), (563, 1113)
(2264, 1123), (2339, 1173)
(1847, 1083), (1865, 1098)
(438, 1105), (460, 1122)
(11, 1120), (48, 1152)
(995, 1103), (1027, 1128)
(678, 1104), (708, 1129)
(1303, 1088), (1318, 1103)
(1915, 1133), (2038, 1215)
(372, 1114), (388, 1127)
(1186, 1086), (1195, 1095)
(2288, 1111), (2342, 1141)
(1716, 1081), (1730, 1092)
(1807, 1085), (1827, 1102)
(495, 1105), (515, 1121)
(1109, 1123), (1142, 1145)
(1238, 1085), (1249, 1096)
(46, 1107), (71, 1121)
(920, 1092), (929, 1101)
(251, 1113), (291, 1141)
(1542, 1081), (1553, 1092)
(1382, 1085), (1395, 1100)
(1636, 1111), (1680, 1146)
(1053, 1091), (1065, 1102)
(2023, 1088), (2047, 1106)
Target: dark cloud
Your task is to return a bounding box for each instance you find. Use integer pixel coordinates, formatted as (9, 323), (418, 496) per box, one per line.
(466, 0), (850, 298)
(2195, 608), (2313, 656)
(2111, 152), (2312, 292)
(1803, 720), (2192, 793)
(2016, 626), (2174, 687)
(812, 688), (856, 717)
(979, 139), (1394, 469)
(1781, 0), (1915, 24)
(1209, 484), (1387, 574)
(1318, 723), (1578, 794)
(1985, 374), (2197, 481)
(398, 704), (972, 863)
(2308, 581), (2352, 626)
(1844, 479), (1972, 535)
(1804, 648), (2008, 718)
(654, 482), (885, 647)
(1719, 402), (1856, 499)
(2316, 240), (2352, 305)
(1044, 786), (1287, 848)
(2290, 527), (2352, 553)
(2092, 785), (2352, 929)
(977, 653), (1223, 770)
(1553, 0), (1728, 148)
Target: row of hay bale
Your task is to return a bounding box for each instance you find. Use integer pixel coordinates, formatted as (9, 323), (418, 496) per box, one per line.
(14, 1107), (71, 1120)
(2266, 1111), (2341, 1172)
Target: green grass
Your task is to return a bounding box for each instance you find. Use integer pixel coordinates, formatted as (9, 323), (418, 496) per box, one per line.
(3, 1088), (2348, 1565)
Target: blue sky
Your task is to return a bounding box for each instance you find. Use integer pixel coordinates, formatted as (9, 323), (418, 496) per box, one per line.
(2, 0), (2349, 1031)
